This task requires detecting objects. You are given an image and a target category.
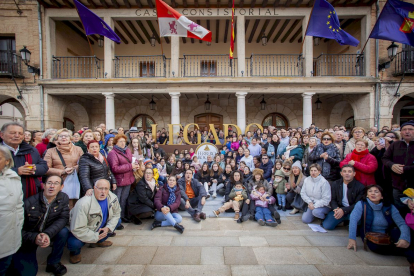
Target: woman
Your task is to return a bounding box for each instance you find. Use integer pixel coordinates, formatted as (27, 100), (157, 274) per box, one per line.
(93, 130), (105, 150)
(347, 185), (414, 274)
(188, 131), (197, 144)
(300, 164), (331, 223)
(190, 156), (202, 172)
(240, 148), (255, 172)
(196, 163), (211, 198)
(242, 166), (253, 187)
(173, 149), (180, 159)
(280, 160), (292, 181)
(152, 175), (184, 233)
(302, 135), (310, 149)
(281, 137), (304, 163)
(78, 140), (117, 195)
(189, 148), (195, 158)
(344, 127), (375, 156)
(101, 134), (114, 158)
(253, 156), (261, 169)
(166, 156), (176, 175)
(340, 139), (378, 186)
(294, 131), (303, 145)
(171, 160), (184, 179)
(309, 132), (341, 183)
(254, 128), (262, 140)
(214, 154), (225, 170)
(72, 132), (81, 144)
(286, 161), (305, 214)
(44, 128), (84, 209)
(264, 134), (280, 164)
(128, 168), (157, 225)
(75, 129), (96, 154)
(235, 147), (244, 165)
(36, 129), (57, 157)
(0, 146), (24, 274)
(209, 162), (224, 198)
(367, 131), (376, 141)
(108, 134), (139, 223)
(221, 164), (233, 188)
(302, 137), (317, 177)
(131, 160), (145, 192)
(24, 130), (33, 146)
(159, 133), (168, 145)
(157, 158), (168, 178)
(225, 171), (244, 202)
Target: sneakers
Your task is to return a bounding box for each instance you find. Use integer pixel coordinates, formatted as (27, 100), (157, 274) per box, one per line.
(89, 240), (113, 248)
(174, 223), (185, 234)
(234, 212), (240, 221)
(69, 253), (81, 264)
(212, 194), (217, 199)
(151, 220), (162, 230)
(258, 219), (265, 226)
(46, 262), (67, 276)
(289, 208), (300, 215)
(265, 220), (278, 227)
(274, 211), (281, 224)
(199, 212), (207, 220)
(212, 210), (220, 217)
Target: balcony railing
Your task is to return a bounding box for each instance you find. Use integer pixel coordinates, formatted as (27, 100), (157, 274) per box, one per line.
(182, 54), (235, 77)
(0, 51), (24, 78)
(394, 51), (414, 76)
(250, 54), (304, 77)
(314, 54), (364, 76)
(52, 56), (103, 79)
(113, 55), (166, 78)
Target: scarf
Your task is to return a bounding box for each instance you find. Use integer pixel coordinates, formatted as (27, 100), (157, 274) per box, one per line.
(94, 153), (104, 163)
(167, 185), (177, 206)
(284, 145), (298, 159)
(350, 149), (369, 180)
(114, 145), (127, 153)
(147, 178), (156, 192)
(25, 154), (37, 198)
(289, 171), (303, 192)
(282, 169), (292, 177)
(56, 141), (73, 154)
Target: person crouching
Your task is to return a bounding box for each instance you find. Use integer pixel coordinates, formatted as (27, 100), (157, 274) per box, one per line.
(250, 185), (278, 227)
(213, 181), (247, 221)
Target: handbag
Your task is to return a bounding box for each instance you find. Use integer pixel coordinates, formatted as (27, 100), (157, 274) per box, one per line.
(291, 193), (308, 212)
(363, 203), (391, 251)
(56, 149), (81, 199)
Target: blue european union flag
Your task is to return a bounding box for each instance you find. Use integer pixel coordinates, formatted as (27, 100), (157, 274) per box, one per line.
(73, 0), (121, 44)
(370, 0), (414, 47)
(306, 0), (359, 47)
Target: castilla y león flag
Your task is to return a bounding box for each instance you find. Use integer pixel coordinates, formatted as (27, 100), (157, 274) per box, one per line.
(156, 0), (212, 42)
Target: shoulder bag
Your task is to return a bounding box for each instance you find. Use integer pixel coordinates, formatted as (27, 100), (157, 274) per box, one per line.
(363, 203), (391, 251)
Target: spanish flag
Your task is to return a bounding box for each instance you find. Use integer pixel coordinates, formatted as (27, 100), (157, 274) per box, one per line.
(230, 0), (235, 59)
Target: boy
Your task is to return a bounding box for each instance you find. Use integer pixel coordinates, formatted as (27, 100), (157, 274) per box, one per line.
(250, 185), (277, 227)
(273, 170), (287, 211)
(213, 182), (247, 221)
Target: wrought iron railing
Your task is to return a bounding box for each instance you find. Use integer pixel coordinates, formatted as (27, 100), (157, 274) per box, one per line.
(113, 55), (166, 78)
(182, 54), (235, 77)
(313, 53), (364, 76)
(250, 54), (304, 77)
(0, 51), (24, 78)
(52, 56), (103, 79)
(394, 51), (414, 76)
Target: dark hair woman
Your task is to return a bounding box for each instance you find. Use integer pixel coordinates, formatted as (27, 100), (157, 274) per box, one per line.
(225, 171), (244, 202)
(209, 162), (224, 198)
(171, 160), (184, 179)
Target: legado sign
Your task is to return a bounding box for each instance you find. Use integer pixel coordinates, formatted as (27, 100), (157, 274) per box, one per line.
(195, 143), (218, 165)
(151, 123), (264, 145)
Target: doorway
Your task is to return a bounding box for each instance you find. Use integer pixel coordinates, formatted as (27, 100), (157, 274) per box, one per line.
(194, 113), (223, 131)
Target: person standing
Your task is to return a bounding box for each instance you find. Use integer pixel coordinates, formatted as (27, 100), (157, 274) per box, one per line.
(248, 138), (262, 157)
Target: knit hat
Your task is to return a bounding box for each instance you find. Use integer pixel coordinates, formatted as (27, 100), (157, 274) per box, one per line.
(292, 160), (302, 169)
(104, 134), (115, 146)
(401, 120), (414, 129)
(252, 168), (264, 178)
(144, 159), (153, 165)
(274, 170), (284, 178)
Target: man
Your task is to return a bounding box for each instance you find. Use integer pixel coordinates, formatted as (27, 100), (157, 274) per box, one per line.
(259, 154), (273, 182)
(370, 126), (378, 134)
(178, 169), (207, 222)
(383, 120), (414, 210)
(9, 175), (70, 276)
(333, 130), (347, 160)
(205, 155), (213, 168)
(137, 128), (151, 156)
(152, 143), (166, 158)
(321, 165), (365, 230)
(248, 138), (262, 157)
(35, 128), (57, 157)
(280, 129), (289, 145)
(67, 179), (121, 264)
(0, 122), (48, 198)
(333, 125), (339, 131)
(32, 130), (43, 147)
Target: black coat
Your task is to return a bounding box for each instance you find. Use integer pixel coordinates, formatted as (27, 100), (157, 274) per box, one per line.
(78, 153), (116, 192)
(177, 177), (207, 201)
(259, 160), (274, 180)
(22, 191), (69, 249)
(128, 178), (156, 216)
(330, 178), (365, 215)
(9, 141), (49, 198)
(153, 147), (166, 158)
(196, 171), (210, 184)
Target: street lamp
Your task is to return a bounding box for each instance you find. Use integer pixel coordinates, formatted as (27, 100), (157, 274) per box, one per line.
(149, 95), (156, 110)
(98, 36), (104, 48)
(260, 94), (266, 110)
(19, 46), (40, 75)
(315, 95), (322, 110)
(205, 95), (211, 110)
(387, 41), (398, 61)
(261, 33), (268, 46)
(150, 34), (156, 47)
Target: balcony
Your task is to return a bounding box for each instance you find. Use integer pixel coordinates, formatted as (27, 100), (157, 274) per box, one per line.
(113, 55), (167, 78)
(0, 51), (24, 78)
(181, 54), (236, 77)
(249, 54), (303, 77)
(394, 51), (414, 76)
(52, 56), (104, 79)
(313, 54), (364, 77)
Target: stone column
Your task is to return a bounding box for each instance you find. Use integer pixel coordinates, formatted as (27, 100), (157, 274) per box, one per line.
(104, 17), (115, 78)
(169, 92), (181, 125)
(302, 15), (313, 77)
(103, 93), (115, 129)
(46, 18), (56, 79)
(302, 92), (315, 129)
(171, 37), (180, 77)
(361, 15), (371, 77)
(236, 16), (245, 77)
(236, 92), (248, 133)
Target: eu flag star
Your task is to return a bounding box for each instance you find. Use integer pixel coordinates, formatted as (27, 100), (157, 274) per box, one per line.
(328, 15), (331, 18)
(329, 25), (332, 29)
(327, 21), (330, 25)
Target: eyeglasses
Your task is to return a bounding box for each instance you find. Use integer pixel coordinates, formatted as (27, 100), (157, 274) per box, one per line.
(95, 187), (109, 191)
(322, 138), (332, 141)
(58, 135), (69, 138)
(145, 172), (153, 175)
(283, 167), (291, 170)
(45, 181), (61, 186)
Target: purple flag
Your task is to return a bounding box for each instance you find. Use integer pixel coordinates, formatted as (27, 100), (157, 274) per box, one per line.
(73, 0), (121, 43)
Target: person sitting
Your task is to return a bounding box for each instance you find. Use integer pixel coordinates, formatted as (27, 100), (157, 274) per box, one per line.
(259, 154), (274, 182)
(213, 181), (247, 221)
(178, 169), (207, 222)
(250, 185), (278, 227)
(9, 175), (69, 276)
(300, 164), (332, 224)
(286, 161), (305, 214)
(347, 185), (414, 275)
(152, 175), (184, 234)
(67, 179), (121, 264)
(322, 165), (365, 230)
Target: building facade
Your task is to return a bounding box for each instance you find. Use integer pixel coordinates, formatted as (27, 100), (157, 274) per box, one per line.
(0, 0), (412, 133)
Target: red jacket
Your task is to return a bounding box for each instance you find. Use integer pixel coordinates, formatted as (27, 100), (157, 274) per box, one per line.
(154, 185), (181, 213)
(340, 152), (378, 186)
(107, 147), (135, 187)
(35, 139), (49, 157)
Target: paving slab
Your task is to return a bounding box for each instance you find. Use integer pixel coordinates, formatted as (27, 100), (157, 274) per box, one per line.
(171, 236), (241, 246)
(253, 247), (308, 265)
(231, 265), (268, 276)
(37, 264), (96, 276)
(265, 264), (322, 276)
(315, 264), (410, 276)
(354, 249), (409, 266)
(142, 265), (231, 276)
(151, 246), (201, 265)
(117, 246), (158, 265)
(87, 265), (145, 276)
(318, 246), (367, 265)
(129, 235), (173, 246)
(239, 236), (269, 246)
(108, 235), (133, 246)
(305, 235), (351, 247)
(296, 247), (332, 264)
(93, 246), (127, 264)
(224, 247), (258, 265)
(266, 235), (312, 247)
(201, 247), (225, 264)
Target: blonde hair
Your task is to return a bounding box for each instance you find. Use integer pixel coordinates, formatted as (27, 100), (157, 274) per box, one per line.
(80, 129), (97, 142)
(0, 145), (14, 172)
(53, 128), (72, 142)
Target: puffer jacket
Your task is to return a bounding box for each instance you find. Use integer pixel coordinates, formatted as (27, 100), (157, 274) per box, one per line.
(78, 153), (116, 192)
(0, 169), (24, 258)
(340, 151), (378, 186)
(43, 143), (83, 180)
(22, 191), (69, 249)
(154, 185), (181, 213)
(300, 175), (331, 208)
(70, 191), (121, 243)
(309, 143), (341, 181)
(196, 171), (210, 184)
(127, 178), (157, 216)
(250, 191), (276, 207)
(107, 147), (135, 187)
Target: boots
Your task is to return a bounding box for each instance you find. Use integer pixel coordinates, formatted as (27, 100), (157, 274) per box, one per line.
(69, 253), (81, 264)
(234, 212), (240, 221)
(274, 210), (281, 224)
(151, 220), (162, 230)
(174, 223), (185, 234)
(89, 241), (113, 248)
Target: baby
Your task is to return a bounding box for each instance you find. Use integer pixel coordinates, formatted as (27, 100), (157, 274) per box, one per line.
(213, 182), (247, 221)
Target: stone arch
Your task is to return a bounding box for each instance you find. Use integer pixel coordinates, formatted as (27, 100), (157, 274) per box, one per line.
(185, 105), (231, 127)
(120, 105), (166, 129)
(63, 103), (90, 131)
(0, 96), (28, 127)
(388, 88), (414, 115)
(329, 101), (355, 127)
(251, 104), (299, 127)
(392, 99), (412, 124)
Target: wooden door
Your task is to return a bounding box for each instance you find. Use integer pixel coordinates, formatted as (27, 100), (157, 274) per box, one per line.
(194, 113), (223, 131)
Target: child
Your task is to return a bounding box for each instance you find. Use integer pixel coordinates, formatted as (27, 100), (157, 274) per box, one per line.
(273, 170), (288, 211)
(401, 188), (414, 230)
(250, 185), (277, 227)
(189, 147), (195, 158)
(191, 156), (202, 172)
(221, 146), (227, 155)
(213, 182), (247, 220)
(225, 136), (232, 150)
(231, 136), (240, 151)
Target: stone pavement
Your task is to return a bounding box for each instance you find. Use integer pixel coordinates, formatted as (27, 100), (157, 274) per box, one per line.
(36, 194), (410, 276)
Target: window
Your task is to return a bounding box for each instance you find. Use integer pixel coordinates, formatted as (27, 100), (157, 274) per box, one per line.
(130, 114), (156, 131)
(200, 60), (217, 77)
(140, 61), (155, 77)
(262, 113), (288, 128)
(0, 36), (18, 76)
(345, 116), (355, 130)
(63, 117), (75, 131)
(402, 44), (414, 74)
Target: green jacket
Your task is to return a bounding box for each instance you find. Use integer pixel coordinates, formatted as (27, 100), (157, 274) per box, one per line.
(229, 187), (248, 208)
(274, 179), (287, 195)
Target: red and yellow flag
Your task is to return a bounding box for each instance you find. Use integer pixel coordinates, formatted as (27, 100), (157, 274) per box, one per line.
(229, 0), (235, 59)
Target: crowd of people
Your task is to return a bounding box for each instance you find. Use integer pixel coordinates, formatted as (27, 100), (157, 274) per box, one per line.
(1, 121), (414, 275)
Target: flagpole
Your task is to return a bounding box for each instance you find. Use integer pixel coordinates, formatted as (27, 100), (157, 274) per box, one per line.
(73, 1), (95, 56)
(154, 0), (164, 56)
(300, 0), (316, 55)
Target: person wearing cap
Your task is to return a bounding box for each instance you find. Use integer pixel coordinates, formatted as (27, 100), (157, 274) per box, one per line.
(383, 120), (414, 211)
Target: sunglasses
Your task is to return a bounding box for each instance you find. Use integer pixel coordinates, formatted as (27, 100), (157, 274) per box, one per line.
(385, 136), (396, 139)
(322, 138), (332, 141)
(283, 167), (291, 170)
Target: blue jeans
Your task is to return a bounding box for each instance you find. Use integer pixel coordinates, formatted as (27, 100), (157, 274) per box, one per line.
(277, 194), (286, 207)
(0, 255), (13, 276)
(322, 211), (350, 230)
(67, 218), (121, 256)
(154, 211), (182, 226)
(255, 206), (274, 222)
(302, 206), (331, 224)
